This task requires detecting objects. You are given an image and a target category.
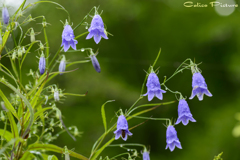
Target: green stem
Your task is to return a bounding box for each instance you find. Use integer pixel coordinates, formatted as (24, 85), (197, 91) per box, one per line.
(110, 152), (129, 160)
(127, 101), (175, 116)
(109, 143), (145, 148)
(75, 31), (89, 40)
(90, 105), (166, 160)
(126, 96), (143, 116)
(49, 47), (61, 69)
(43, 26), (49, 68)
(73, 6), (96, 31)
(140, 48), (161, 95)
(163, 58), (191, 84)
(129, 116), (170, 122)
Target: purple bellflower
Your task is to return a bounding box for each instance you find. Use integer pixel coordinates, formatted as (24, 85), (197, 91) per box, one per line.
(86, 15), (108, 44)
(143, 70), (166, 101)
(142, 148), (150, 160)
(189, 72), (212, 101)
(175, 99), (196, 126)
(165, 125), (182, 152)
(59, 55), (66, 75)
(114, 115), (132, 141)
(61, 24), (78, 52)
(2, 7), (9, 25)
(39, 53), (46, 75)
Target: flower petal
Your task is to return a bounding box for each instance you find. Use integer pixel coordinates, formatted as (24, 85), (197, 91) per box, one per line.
(114, 130), (121, 140)
(100, 32), (108, 39)
(70, 39), (77, 50)
(148, 91), (155, 101)
(86, 32), (94, 39)
(94, 34), (102, 44)
(63, 42), (70, 52)
(155, 90), (163, 100)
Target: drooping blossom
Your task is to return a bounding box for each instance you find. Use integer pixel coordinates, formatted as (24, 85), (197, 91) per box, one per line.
(165, 125), (182, 152)
(114, 115), (132, 141)
(142, 149), (150, 160)
(143, 72), (166, 101)
(59, 55), (66, 75)
(86, 15), (108, 44)
(175, 99), (196, 126)
(90, 54), (101, 73)
(189, 72), (212, 101)
(39, 54), (46, 75)
(61, 24), (78, 52)
(2, 7), (9, 25)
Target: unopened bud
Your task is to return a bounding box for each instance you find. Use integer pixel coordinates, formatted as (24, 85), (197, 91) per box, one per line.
(2, 7), (9, 25)
(30, 28), (35, 42)
(39, 52), (46, 75)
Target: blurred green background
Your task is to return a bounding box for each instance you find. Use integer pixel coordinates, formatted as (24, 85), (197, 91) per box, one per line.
(3, 0), (240, 159)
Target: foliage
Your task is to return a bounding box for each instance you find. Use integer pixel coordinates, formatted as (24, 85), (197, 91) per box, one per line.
(0, 1), (212, 159)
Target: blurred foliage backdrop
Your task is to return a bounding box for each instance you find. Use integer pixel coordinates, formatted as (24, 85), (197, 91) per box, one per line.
(2, 0), (240, 159)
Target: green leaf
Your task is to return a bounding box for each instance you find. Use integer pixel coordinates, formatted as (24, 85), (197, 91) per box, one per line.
(28, 144), (89, 160)
(0, 129), (13, 142)
(0, 30), (10, 55)
(101, 100), (115, 132)
(0, 81), (34, 138)
(20, 151), (35, 160)
(42, 154), (58, 160)
(0, 89), (20, 121)
(34, 107), (52, 122)
(90, 138), (115, 160)
(6, 111), (19, 138)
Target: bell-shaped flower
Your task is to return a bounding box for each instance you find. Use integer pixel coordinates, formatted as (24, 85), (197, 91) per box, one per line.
(175, 99), (196, 126)
(61, 24), (78, 52)
(142, 148), (150, 160)
(2, 7), (9, 25)
(59, 55), (66, 75)
(39, 53), (46, 75)
(114, 115), (132, 141)
(143, 71), (166, 101)
(165, 125), (182, 152)
(189, 72), (212, 101)
(86, 15), (108, 44)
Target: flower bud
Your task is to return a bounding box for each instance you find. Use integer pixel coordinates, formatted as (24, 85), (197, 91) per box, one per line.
(12, 51), (17, 60)
(2, 7), (9, 25)
(30, 28), (35, 42)
(39, 52), (46, 75)
(18, 47), (23, 58)
(1, 101), (7, 111)
(22, 46), (26, 53)
(54, 88), (60, 102)
(64, 146), (70, 160)
(59, 55), (66, 75)
(0, 32), (2, 45)
(1, 111), (5, 121)
(90, 54), (101, 73)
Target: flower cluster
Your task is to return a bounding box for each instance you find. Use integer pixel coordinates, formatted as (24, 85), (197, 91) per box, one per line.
(140, 63), (212, 152)
(0, 2), (213, 160)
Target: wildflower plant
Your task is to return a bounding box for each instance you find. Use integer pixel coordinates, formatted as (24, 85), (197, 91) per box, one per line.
(0, 1), (212, 160)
